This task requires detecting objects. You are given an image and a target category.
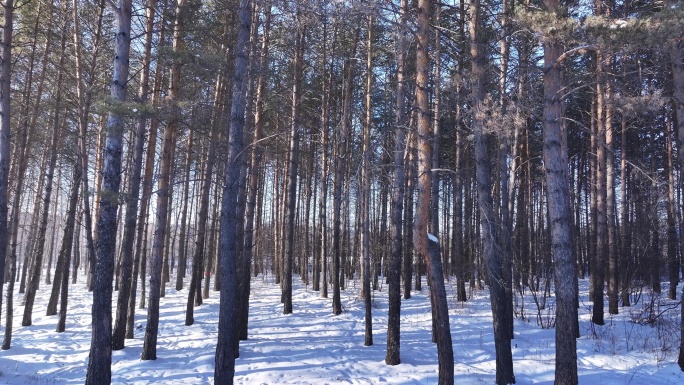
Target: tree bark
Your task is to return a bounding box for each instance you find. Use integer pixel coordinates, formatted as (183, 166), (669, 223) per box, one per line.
(669, 34), (684, 372)
(186, 78), (223, 325)
(283, 26), (304, 315)
(85, 0), (132, 382)
(55, 164), (82, 332)
(128, 2), (169, 336)
(22, 25), (68, 327)
(175, 128), (194, 291)
(361, 14), (373, 347)
(215, 0), (251, 381)
(112, 0), (156, 349)
(592, 51), (607, 325)
(415, 0), (453, 383)
(469, 1), (515, 382)
(542, 1), (578, 383)
(47, 164), (82, 318)
(318, 24), (335, 298)
(0, 0), (12, 337)
(73, 0), (105, 290)
(141, 0), (186, 361)
(331, 31), (359, 315)
(385, 0), (407, 360)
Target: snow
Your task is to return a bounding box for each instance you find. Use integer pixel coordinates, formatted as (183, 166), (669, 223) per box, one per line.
(1, 272), (683, 384)
(428, 233), (438, 243)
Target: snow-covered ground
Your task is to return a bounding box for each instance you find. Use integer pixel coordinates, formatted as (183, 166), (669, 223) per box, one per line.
(0, 272), (682, 384)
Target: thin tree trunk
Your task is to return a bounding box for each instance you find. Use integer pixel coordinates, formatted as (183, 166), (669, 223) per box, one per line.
(22, 26), (68, 326)
(45, 165), (62, 286)
(73, 0), (105, 290)
(670, 32), (684, 371)
(318, 24), (335, 298)
(361, 14), (373, 347)
(128, 1), (169, 337)
(186, 81), (222, 325)
(593, 51), (607, 326)
(54, 164), (82, 332)
(332, 32), (359, 315)
(17, 1), (53, 296)
(0, 0), (12, 336)
(47, 164), (82, 318)
(620, 115), (631, 307)
(430, 4), (441, 237)
(73, 209), (82, 284)
(112, 0), (157, 349)
(283, 26), (304, 315)
(3, 0), (43, 345)
(175, 128), (194, 291)
(242, 2), (271, 330)
(141, 0), (187, 361)
(469, 1), (514, 382)
(404, 131), (415, 299)
(666, 112), (679, 301)
(19, 150), (49, 296)
(498, 0), (515, 340)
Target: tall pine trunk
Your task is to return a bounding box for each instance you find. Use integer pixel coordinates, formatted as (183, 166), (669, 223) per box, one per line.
(469, 1), (514, 382)
(669, 31), (684, 372)
(283, 26), (303, 315)
(112, 0), (157, 349)
(214, 0), (251, 382)
(22, 24), (68, 326)
(415, 0), (453, 383)
(361, 15), (373, 347)
(141, 0), (187, 360)
(54, 163), (82, 332)
(384, 0), (407, 356)
(85, 0), (132, 382)
(542, 1), (578, 382)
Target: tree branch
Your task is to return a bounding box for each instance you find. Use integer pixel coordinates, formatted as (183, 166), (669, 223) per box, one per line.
(546, 45), (597, 73)
(104, 0), (118, 13)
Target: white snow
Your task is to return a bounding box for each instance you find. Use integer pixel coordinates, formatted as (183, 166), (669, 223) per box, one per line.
(0, 272), (682, 384)
(428, 233), (438, 243)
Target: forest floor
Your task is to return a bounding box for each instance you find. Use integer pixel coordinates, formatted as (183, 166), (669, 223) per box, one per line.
(0, 271), (683, 384)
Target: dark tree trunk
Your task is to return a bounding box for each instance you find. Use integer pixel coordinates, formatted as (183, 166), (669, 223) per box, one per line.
(141, 0), (187, 360)
(55, 164), (82, 332)
(415, 0), (453, 383)
(242, 3), (270, 336)
(73, 0), (105, 291)
(542, 1), (578, 382)
(214, 0), (251, 382)
(666, 117), (679, 301)
(85, 0), (132, 382)
(331, 32), (359, 315)
(112, 0), (156, 349)
(0, 0), (13, 332)
(47, 165), (82, 318)
(22, 25), (68, 326)
(671, 22), (684, 371)
(283, 27), (303, 315)
(187, 78), (223, 325)
(592, 52), (607, 326)
(469, 1), (514, 382)
(385, 0), (407, 365)
(176, 128), (194, 291)
(361, 15), (373, 347)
